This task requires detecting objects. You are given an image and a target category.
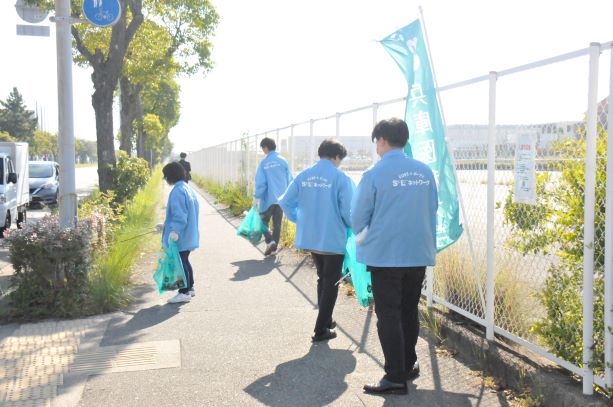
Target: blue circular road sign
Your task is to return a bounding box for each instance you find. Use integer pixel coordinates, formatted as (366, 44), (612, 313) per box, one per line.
(82, 0), (121, 28)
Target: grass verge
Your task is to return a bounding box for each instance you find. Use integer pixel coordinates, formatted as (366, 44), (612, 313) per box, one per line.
(88, 168), (163, 312)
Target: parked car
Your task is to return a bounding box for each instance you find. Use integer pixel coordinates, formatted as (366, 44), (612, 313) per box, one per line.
(29, 161), (59, 207)
(0, 142), (29, 236)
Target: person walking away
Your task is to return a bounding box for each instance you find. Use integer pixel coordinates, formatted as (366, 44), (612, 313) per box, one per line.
(279, 139), (353, 342)
(352, 118), (438, 395)
(179, 152), (192, 183)
(254, 137), (293, 256)
(161, 162), (200, 303)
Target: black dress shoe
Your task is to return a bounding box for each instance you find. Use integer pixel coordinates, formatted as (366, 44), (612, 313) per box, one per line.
(311, 328), (337, 342)
(328, 320), (337, 329)
(363, 378), (407, 395)
(406, 362), (420, 381)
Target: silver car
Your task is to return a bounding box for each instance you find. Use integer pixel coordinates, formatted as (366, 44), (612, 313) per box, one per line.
(28, 161), (59, 206)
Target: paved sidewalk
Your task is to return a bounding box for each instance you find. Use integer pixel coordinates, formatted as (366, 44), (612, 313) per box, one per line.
(1, 185), (510, 406)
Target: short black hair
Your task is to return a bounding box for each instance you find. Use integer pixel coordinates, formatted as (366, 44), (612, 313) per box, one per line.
(371, 118), (409, 147)
(260, 137), (276, 151)
(180, 152), (187, 158)
(318, 139), (347, 160)
(163, 162), (187, 184)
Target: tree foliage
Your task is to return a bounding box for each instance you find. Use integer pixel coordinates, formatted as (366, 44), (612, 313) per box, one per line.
(502, 126), (607, 374)
(0, 87), (37, 140)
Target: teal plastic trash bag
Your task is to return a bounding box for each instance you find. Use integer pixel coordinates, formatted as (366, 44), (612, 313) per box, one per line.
(237, 207), (269, 244)
(342, 230), (373, 307)
(153, 240), (187, 294)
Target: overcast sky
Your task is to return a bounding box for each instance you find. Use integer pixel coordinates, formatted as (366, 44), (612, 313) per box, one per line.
(0, 0), (611, 153)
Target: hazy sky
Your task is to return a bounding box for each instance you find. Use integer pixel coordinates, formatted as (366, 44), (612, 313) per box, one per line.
(0, 0), (612, 153)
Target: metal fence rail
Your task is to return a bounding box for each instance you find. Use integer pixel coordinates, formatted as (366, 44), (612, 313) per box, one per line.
(190, 42), (613, 394)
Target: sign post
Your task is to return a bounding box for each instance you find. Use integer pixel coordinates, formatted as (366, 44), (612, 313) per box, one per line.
(55, 0), (77, 227)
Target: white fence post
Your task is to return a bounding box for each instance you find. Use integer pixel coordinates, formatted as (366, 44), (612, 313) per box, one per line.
(276, 129), (280, 152)
(583, 42), (601, 395)
(336, 112), (341, 139)
(486, 71), (497, 342)
(605, 46), (613, 389)
(290, 125), (296, 174)
(372, 103), (379, 163)
(309, 119), (315, 166)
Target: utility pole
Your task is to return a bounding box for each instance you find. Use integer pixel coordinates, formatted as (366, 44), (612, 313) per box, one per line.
(55, 0), (77, 227)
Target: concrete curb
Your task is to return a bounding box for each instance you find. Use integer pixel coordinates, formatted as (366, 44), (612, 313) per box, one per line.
(433, 310), (608, 406)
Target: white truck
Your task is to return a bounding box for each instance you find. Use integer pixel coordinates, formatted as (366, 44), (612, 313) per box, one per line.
(0, 142), (29, 236)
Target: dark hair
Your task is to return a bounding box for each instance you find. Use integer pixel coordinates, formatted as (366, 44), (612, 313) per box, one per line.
(163, 162), (187, 184)
(318, 139), (347, 160)
(371, 118), (409, 147)
(180, 152), (187, 158)
(260, 137), (276, 151)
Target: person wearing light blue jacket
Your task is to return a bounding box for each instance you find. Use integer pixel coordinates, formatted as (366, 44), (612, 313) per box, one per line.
(279, 139), (353, 342)
(353, 118), (438, 395)
(161, 162), (200, 304)
(254, 137), (293, 256)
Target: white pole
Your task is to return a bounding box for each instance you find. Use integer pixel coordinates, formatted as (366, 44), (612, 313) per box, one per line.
(486, 71), (497, 342)
(55, 0), (77, 227)
(336, 112), (341, 139)
(290, 125), (295, 174)
(372, 103), (379, 164)
(583, 42), (600, 395)
(276, 129), (280, 153)
(245, 136), (251, 192)
(418, 7), (485, 316)
(309, 119), (314, 166)
(606, 48), (613, 388)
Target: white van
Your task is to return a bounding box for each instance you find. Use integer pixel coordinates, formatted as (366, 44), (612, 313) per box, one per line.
(0, 142), (29, 236)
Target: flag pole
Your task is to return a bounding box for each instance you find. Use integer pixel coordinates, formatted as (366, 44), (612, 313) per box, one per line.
(417, 6), (486, 313)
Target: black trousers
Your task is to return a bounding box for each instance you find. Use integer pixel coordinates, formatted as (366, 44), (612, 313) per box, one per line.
(260, 204), (283, 244)
(178, 251), (194, 294)
(369, 266), (426, 383)
(311, 253), (344, 335)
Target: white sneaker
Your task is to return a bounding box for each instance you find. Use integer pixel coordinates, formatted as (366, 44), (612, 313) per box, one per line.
(189, 288), (195, 297)
(167, 293), (191, 303)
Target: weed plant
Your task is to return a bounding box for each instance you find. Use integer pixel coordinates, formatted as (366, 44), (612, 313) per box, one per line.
(88, 168), (162, 312)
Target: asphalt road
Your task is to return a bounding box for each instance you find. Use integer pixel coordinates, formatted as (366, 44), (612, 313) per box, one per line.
(0, 166), (99, 272)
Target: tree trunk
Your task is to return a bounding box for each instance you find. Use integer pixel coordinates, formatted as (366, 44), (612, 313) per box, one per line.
(119, 77), (133, 155)
(71, 0), (144, 193)
(119, 77), (143, 155)
(92, 71), (117, 193)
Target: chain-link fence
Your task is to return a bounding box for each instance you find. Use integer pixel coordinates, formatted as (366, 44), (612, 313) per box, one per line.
(189, 42), (613, 394)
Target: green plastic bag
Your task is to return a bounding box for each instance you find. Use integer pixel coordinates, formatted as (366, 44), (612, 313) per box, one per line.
(237, 207), (269, 244)
(153, 240), (187, 294)
(342, 230), (373, 307)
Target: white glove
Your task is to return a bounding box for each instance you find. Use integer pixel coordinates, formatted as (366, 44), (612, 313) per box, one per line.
(155, 223), (164, 233)
(252, 198), (260, 208)
(169, 231), (179, 242)
(355, 226), (369, 245)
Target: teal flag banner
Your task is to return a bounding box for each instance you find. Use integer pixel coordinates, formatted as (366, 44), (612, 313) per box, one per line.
(380, 19), (463, 251)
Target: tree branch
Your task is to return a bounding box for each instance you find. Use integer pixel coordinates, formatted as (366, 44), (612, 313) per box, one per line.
(71, 26), (96, 66)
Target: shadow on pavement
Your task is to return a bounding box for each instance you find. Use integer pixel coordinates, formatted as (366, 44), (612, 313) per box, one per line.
(100, 286), (185, 346)
(230, 256), (280, 281)
(244, 342), (356, 407)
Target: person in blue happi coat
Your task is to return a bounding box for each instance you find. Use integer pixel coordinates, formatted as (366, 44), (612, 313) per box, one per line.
(352, 118), (438, 394)
(160, 162), (200, 304)
(254, 137), (293, 256)
(279, 139), (354, 342)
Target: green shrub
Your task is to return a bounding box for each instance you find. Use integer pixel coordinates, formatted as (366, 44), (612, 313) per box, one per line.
(502, 127), (607, 373)
(110, 151), (150, 204)
(79, 190), (125, 239)
(5, 215), (104, 319)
